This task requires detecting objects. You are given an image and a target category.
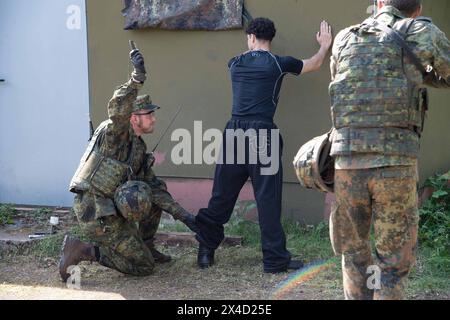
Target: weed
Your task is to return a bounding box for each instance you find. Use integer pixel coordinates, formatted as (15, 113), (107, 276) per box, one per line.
(0, 204), (15, 225)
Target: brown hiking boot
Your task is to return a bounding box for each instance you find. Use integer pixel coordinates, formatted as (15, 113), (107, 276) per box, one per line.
(59, 235), (97, 282)
(145, 240), (172, 263)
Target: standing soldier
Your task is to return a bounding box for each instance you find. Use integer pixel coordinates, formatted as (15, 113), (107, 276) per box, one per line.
(329, 0), (449, 299)
(59, 45), (198, 281)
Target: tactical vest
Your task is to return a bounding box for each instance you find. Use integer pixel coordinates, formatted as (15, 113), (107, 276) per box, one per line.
(69, 120), (146, 198)
(330, 16), (429, 158)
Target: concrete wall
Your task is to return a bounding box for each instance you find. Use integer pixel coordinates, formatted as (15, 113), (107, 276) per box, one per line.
(0, 0), (90, 207)
(86, 0), (450, 223)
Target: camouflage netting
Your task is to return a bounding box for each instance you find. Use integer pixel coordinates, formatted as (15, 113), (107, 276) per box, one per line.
(122, 0), (244, 30)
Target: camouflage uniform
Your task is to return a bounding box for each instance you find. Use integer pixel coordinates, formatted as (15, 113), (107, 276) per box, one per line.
(69, 78), (187, 276)
(329, 6), (450, 300)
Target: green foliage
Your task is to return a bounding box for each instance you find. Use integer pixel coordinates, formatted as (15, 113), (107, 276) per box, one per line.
(233, 201), (257, 218)
(418, 172), (450, 273)
(34, 226), (84, 258)
(0, 204), (16, 225)
(225, 215), (261, 247)
(35, 233), (65, 258)
(29, 207), (54, 222)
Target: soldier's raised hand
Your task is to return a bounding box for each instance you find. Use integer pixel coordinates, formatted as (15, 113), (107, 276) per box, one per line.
(130, 49), (147, 83)
(316, 20), (333, 50)
(130, 50), (146, 73)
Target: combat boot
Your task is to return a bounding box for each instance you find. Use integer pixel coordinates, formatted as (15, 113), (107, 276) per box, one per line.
(59, 235), (98, 282)
(197, 243), (215, 269)
(177, 209), (200, 234)
(144, 239), (172, 263)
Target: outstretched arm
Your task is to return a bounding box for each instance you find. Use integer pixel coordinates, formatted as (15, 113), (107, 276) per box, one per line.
(301, 21), (333, 74)
(105, 49), (148, 140)
(408, 21), (450, 88)
(423, 32), (450, 88)
(144, 166), (198, 233)
(146, 169), (184, 217)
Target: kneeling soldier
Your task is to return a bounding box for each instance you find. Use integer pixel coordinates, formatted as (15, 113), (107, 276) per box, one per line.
(59, 46), (198, 281)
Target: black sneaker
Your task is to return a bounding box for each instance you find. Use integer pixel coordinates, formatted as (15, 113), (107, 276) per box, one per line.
(264, 260), (304, 274)
(287, 260), (304, 270)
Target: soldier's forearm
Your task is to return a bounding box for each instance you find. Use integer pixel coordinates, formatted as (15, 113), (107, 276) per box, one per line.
(429, 30), (450, 88)
(102, 78), (143, 137)
(107, 78), (143, 119)
(151, 189), (184, 218)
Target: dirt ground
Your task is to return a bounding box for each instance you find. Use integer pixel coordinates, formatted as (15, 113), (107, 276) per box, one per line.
(0, 208), (448, 300)
(0, 245), (343, 300)
(0, 209), (339, 300)
(1, 245), (448, 300)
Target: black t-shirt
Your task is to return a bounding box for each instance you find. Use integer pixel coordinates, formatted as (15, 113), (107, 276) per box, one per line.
(228, 50), (303, 122)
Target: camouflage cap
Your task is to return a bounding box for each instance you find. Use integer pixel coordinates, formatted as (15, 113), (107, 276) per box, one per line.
(132, 95), (160, 114)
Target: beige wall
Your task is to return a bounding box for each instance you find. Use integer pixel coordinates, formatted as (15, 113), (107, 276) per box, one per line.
(87, 0), (449, 223)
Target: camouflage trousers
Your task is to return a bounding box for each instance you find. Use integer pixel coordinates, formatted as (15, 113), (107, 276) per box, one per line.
(73, 192), (162, 276)
(330, 165), (419, 300)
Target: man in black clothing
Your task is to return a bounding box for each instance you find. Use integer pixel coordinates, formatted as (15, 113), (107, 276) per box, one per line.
(195, 18), (333, 273)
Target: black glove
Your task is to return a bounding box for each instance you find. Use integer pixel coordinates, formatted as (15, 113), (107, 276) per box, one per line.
(177, 209), (200, 234)
(130, 49), (147, 83)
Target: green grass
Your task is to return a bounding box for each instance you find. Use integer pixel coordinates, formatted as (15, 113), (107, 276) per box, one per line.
(224, 216), (336, 262)
(408, 247), (450, 293)
(0, 204), (16, 225)
(282, 220), (335, 262)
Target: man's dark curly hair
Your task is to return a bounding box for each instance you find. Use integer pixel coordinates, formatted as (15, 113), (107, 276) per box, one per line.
(245, 18), (277, 42)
